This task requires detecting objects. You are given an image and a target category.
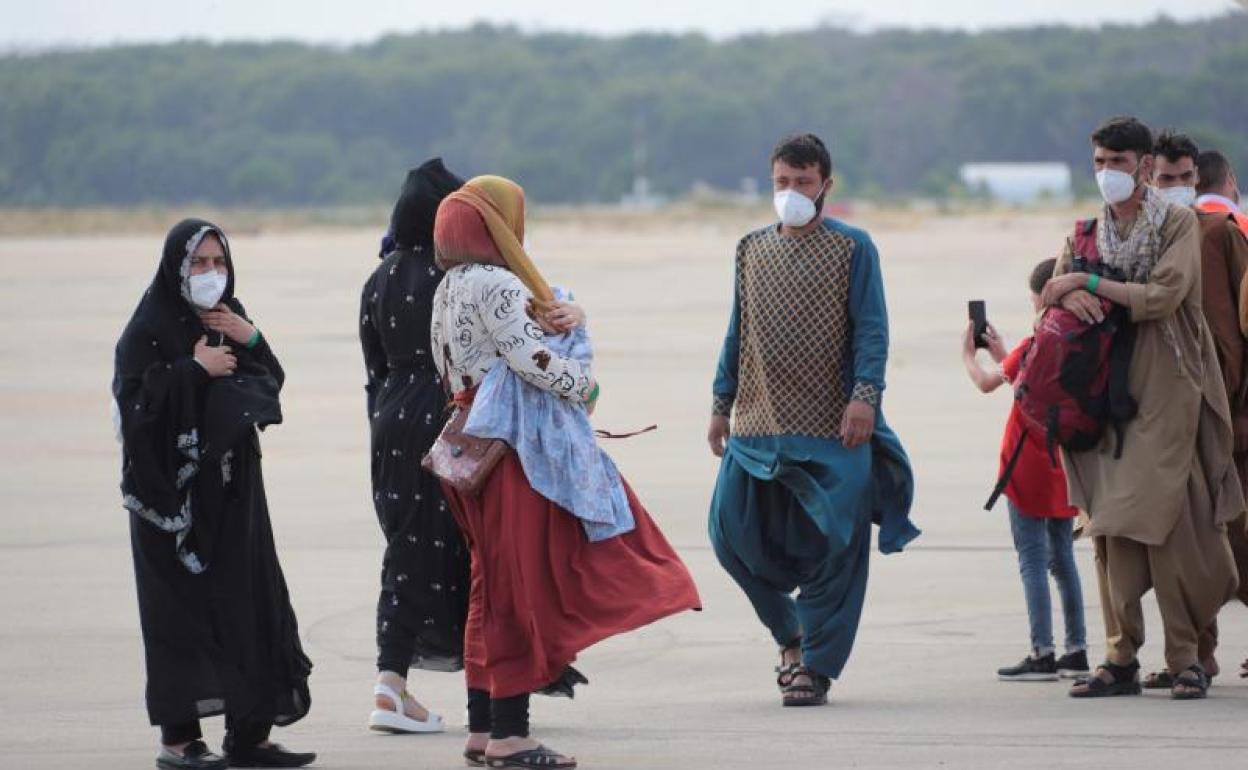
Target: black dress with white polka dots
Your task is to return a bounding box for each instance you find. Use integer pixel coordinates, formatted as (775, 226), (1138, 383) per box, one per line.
(360, 245), (470, 674)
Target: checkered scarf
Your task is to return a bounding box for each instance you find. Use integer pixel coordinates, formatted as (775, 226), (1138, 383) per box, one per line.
(1097, 185), (1170, 283)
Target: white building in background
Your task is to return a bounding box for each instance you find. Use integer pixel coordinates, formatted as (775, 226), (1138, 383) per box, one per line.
(959, 162), (1073, 204)
(619, 176), (665, 209)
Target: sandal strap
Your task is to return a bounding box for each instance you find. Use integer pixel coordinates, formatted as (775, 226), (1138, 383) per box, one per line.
(778, 664), (830, 695)
(1173, 665), (1208, 688)
(1077, 661), (1139, 692)
(1098, 660), (1139, 679)
(775, 662), (801, 687)
(373, 683), (403, 709)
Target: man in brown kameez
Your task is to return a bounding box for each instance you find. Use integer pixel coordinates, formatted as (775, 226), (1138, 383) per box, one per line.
(1146, 132), (1248, 687)
(1039, 117), (1243, 700)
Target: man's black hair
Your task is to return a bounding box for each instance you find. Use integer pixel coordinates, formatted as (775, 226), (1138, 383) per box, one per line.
(1090, 116), (1153, 158)
(770, 133), (832, 180)
(1197, 150), (1233, 195)
(1029, 258), (1057, 295)
(1153, 130), (1200, 165)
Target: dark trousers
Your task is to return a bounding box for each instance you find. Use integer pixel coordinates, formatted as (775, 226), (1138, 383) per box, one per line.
(160, 716), (272, 749)
(376, 588), (416, 674)
(466, 688), (530, 739)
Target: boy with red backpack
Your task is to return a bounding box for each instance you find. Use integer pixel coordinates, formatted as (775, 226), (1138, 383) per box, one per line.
(962, 259), (1088, 682)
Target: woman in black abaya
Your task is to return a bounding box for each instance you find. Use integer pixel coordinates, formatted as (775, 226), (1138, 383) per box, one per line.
(113, 219), (314, 770)
(359, 159), (471, 733)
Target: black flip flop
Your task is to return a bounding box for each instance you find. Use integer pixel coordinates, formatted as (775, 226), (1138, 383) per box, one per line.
(465, 748), (486, 767)
(485, 744), (577, 769)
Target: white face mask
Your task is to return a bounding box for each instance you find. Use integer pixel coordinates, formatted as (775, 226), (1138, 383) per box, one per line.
(188, 270), (227, 310)
(773, 183), (826, 228)
(1096, 168), (1139, 205)
(1158, 185), (1197, 208)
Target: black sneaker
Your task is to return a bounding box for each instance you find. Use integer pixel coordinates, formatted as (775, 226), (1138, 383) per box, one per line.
(1056, 650), (1090, 679)
(997, 652), (1059, 681)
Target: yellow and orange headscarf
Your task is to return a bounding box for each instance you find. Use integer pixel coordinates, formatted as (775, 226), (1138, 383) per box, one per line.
(433, 175), (556, 313)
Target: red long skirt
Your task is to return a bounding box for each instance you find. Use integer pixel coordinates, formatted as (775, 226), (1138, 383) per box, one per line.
(442, 451), (701, 698)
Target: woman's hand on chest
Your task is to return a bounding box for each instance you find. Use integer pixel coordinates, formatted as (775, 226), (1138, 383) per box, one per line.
(200, 303), (257, 345)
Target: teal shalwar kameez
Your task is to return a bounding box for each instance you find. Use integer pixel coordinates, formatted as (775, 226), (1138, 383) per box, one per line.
(709, 217), (918, 680)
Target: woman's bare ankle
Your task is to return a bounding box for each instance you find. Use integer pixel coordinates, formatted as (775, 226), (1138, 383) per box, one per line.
(377, 670), (406, 692)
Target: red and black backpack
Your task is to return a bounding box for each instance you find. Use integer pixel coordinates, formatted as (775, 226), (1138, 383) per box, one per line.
(984, 219), (1138, 510)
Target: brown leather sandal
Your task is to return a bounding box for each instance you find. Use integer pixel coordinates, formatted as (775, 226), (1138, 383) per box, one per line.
(776, 662), (831, 707)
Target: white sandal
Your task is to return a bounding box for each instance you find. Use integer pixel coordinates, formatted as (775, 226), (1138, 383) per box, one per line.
(368, 683), (445, 734)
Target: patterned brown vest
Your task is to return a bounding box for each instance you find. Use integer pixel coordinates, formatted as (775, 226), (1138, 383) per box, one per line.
(733, 223), (855, 439)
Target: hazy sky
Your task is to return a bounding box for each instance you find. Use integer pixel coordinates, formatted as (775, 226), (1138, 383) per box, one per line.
(3, 0), (1243, 49)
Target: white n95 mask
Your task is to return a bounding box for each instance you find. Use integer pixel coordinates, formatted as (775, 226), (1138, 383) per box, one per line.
(1158, 185), (1197, 208)
(188, 271), (227, 310)
(773, 189), (820, 227)
(1096, 169), (1138, 205)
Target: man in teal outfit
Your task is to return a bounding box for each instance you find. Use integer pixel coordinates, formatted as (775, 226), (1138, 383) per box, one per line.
(707, 133), (918, 706)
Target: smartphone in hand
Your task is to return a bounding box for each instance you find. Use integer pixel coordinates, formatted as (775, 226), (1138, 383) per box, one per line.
(968, 300), (988, 349)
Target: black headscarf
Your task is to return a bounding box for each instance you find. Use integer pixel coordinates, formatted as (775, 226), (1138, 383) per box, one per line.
(388, 157), (466, 254)
(113, 218), (282, 573)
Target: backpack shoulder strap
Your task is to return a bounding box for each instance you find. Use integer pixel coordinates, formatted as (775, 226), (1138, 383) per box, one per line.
(984, 430), (1028, 512)
(1073, 214), (1103, 265)
(1072, 218), (1099, 264)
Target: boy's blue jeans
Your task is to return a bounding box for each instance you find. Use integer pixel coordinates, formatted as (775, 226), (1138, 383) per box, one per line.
(1007, 501), (1086, 655)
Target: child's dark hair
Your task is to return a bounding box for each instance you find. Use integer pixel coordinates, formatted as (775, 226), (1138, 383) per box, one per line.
(1029, 258), (1057, 294)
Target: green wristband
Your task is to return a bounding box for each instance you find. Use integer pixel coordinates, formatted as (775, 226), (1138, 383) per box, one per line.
(1087, 274), (1101, 294)
(245, 328), (261, 349)
(588, 383), (601, 404)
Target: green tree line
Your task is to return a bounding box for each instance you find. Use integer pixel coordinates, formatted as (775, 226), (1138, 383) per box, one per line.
(0, 15), (1244, 206)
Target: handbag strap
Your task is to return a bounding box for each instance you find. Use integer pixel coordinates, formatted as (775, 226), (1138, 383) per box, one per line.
(437, 344), (459, 413)
(594, 424), (658, 440)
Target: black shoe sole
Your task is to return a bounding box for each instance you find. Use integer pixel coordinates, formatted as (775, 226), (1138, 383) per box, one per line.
(1069, 681), (1142, 698)
(158, 757), (229, 770)
(997, 672), (1059, 681)
(226, 755), (317, 769)
(782, 697), (829, 706)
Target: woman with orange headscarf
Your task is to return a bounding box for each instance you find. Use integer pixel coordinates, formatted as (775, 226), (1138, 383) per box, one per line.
(431, 176), (701, 769)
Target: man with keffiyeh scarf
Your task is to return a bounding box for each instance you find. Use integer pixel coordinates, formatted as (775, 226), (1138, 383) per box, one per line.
(1039, 117), (1243, 702)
